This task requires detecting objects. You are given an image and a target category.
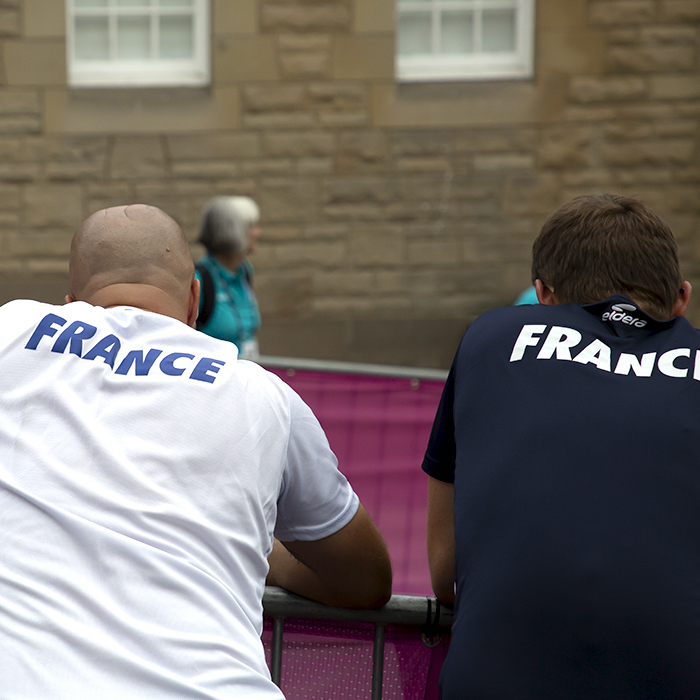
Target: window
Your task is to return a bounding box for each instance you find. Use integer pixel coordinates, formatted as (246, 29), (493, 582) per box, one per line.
(66, 0), (210, 87)
(396, 0), (535, 82)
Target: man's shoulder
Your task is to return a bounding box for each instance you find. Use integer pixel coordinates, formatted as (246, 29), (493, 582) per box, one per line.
(0, 298), (63, 330)
(454, 296), (700, 384)
(472, 301), (588, 326)
(0, 297), (49, 313)
(463, 303), (591, 346)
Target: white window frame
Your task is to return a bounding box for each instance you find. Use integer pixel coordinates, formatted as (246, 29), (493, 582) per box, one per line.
(396, 0), (535, 82)
(66, 0), (210, 88)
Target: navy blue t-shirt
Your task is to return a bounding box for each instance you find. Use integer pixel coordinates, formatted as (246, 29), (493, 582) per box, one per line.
(423, 296), (700, 700)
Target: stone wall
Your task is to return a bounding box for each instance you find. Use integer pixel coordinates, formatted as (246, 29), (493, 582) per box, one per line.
(0, 0), (698, 367)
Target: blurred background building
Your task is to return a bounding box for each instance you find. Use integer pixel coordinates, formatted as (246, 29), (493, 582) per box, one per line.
(0, 0), (698, 368)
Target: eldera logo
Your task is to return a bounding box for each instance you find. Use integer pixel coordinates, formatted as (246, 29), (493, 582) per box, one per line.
(602, 303), (647, 328)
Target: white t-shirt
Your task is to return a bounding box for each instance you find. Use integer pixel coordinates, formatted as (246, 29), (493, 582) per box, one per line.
(0, 299), (359, 700)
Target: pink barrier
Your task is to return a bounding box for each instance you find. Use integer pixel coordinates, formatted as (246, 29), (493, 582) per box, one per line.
(265, 365), (446, 596)
(262, 618), (449, 700)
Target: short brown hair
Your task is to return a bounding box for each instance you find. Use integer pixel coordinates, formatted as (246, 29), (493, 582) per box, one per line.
(531, 194), (683, 319)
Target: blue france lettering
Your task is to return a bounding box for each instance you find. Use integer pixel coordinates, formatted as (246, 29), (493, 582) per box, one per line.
(25, 313), (67, 350)
(190, 358), (226, 384)
(83, 334), (121, 368)
(25, 313), (227, 384)
(52, 321), (98, 356)
(160, 352), (194, 377)
(115, 349), (163, 376)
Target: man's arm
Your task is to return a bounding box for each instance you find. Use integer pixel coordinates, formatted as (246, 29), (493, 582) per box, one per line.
(267, 504), (392, 609)
(427, 476), (455, 605)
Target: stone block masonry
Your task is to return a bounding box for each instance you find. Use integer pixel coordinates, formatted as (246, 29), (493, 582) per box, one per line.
(0, 0), (698, 368)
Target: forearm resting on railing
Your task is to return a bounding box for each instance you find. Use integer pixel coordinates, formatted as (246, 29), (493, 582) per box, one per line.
(266, 505), (392, 610)
(427, 477), (456, 605)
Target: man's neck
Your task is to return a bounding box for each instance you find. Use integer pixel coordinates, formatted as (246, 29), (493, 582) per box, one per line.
(71, 283), (188, 324)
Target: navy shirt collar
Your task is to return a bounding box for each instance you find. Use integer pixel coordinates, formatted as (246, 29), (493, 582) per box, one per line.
(582, 294), (678, 335)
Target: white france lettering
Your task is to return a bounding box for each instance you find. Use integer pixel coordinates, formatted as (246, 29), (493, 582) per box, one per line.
(572, 339), (612, 372)
(658, 348), (690, 378)
(694, 350), (700, 382)
(614, 352), (656, 377)
(536, 326), (582, 361)
(510, 324), (546, 362)
(25, 313), (67, 349)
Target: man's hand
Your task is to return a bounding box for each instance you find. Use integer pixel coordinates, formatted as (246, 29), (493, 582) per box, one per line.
(266, 504), (392, 609)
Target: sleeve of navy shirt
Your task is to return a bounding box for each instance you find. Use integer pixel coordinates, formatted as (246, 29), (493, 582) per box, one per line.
(422, 349), (458, 484)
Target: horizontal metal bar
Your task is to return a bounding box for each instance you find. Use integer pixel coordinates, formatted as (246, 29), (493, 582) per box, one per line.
(263, 587), (453, 629)
(258, 355), (449, 381)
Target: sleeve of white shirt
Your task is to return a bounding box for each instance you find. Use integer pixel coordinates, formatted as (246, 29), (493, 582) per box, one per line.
(274, 382), (359, 542)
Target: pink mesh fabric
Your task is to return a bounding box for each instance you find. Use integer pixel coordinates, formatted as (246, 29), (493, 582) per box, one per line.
(262, 618), (450, 700)
(265, 367), (445, 596)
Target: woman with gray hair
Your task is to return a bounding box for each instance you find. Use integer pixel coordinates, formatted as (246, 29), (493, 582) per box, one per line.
(194, 196), (262, 359)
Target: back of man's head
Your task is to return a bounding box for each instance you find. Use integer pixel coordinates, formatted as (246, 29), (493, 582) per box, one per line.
(68, 204), (196, 323)
(532, 194), (682, 319)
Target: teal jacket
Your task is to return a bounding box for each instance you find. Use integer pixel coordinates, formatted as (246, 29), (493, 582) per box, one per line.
(194, 253), (261, 351)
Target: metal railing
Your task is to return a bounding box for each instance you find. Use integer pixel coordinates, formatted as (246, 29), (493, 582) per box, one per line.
(259, 355), (449, 382)
(263, 587), (453, 700)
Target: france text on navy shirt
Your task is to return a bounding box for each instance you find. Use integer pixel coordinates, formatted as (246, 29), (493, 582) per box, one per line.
(510, 323), (700, 380)
(25, 313), (226, 384)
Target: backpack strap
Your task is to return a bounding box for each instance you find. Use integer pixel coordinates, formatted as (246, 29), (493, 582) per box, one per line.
(241, 259), (253, 288)
(195, 263), (215, 330)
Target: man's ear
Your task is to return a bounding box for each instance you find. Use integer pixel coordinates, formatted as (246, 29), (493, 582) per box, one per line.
(187, 277), (201, 328)
(534, 279), (559, 306)
(670, 281), (692, 318)
(64, 295), (75, 304)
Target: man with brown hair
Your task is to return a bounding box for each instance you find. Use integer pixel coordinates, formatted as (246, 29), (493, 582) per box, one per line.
(424, 194), (700, 699)
(531, 194), (689, 319)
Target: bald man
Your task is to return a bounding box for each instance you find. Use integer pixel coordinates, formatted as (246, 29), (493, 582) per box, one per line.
(0, 205), (391, 700)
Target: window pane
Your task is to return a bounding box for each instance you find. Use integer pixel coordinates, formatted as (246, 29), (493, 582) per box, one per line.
(159, 16), (193, 58)
(159, 0), (193, 6)
(440, 11), (473, 54)
(482, 9), (516, 52)
(116, 0), (151, 6)
(74, 0), (108, 7)
(397, 13), (432, 56)
(74, 16), (109, 60)
(117, 16), (151, 59)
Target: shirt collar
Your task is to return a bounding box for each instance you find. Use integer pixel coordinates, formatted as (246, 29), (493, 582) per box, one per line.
(583, 295), (677, 335)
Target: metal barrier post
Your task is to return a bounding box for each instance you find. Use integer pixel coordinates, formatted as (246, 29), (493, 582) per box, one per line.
(371, 623), (386, 700)
(270, 617), (284, 687)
